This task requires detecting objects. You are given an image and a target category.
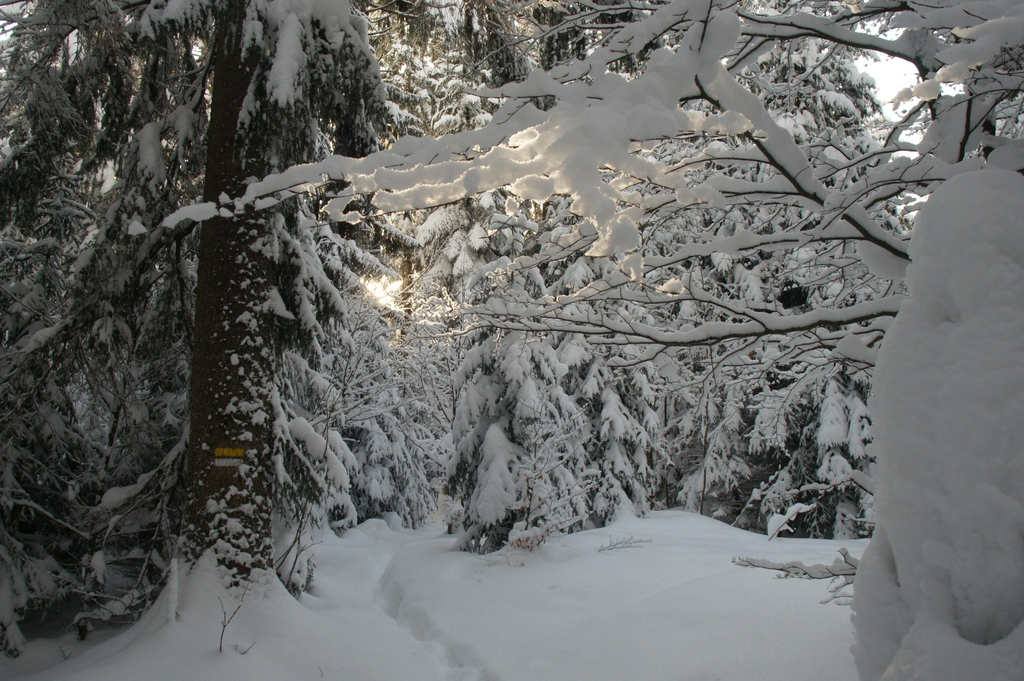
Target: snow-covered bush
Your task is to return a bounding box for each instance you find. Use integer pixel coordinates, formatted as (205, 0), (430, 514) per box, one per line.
(851, 170), (1024, 680)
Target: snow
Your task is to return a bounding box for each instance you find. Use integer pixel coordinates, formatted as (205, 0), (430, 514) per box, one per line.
(851, 169), (1024, 680)
(832, 334), (878, 367)
(89, 552), (106, 587)
(473, 423), (521, 525)
(266, 12), (305, 106)
(134, 122), (165, 190)
(161, 202), (218, 227)
(99, 471), (157, 509)
(2, 512), (863, 681)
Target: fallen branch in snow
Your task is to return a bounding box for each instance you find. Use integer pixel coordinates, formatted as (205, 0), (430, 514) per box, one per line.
(734, 548), (858, 578)
(733, 548), (859, 605)
(597, 536), (652, 552)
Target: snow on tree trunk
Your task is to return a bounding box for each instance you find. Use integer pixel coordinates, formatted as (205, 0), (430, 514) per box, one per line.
(183, 0), (274, 581)
(851, 170), (1024, 680)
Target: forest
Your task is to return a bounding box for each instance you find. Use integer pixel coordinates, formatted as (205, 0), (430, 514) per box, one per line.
(1, 0), (1023, 679)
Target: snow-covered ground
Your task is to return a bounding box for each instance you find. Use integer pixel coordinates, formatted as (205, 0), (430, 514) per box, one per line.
(2, 512), (866, 681)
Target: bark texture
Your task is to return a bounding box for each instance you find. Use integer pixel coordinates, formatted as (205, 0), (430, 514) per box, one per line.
(184, 0), (274, 579)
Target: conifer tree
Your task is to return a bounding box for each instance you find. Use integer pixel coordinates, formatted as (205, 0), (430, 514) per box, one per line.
(533, 205), (663, 525)
(0, 0), (414, 651)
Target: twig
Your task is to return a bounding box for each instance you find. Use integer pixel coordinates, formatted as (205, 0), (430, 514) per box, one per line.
(218, 579), (252, 653)
(597, 535), (652, 552)
(235, 640), (256, 655)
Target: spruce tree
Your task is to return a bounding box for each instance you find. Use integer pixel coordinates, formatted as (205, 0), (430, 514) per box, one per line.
(0, 0), (406, 651)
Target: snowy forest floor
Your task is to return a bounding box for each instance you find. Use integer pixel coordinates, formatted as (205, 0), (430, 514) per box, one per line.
(2, 512), (866, 681)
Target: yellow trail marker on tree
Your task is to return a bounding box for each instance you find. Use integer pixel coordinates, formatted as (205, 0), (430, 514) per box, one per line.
(214, 448), (245, 466)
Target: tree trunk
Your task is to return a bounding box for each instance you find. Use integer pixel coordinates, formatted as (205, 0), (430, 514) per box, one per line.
(183, 0), (274, 580)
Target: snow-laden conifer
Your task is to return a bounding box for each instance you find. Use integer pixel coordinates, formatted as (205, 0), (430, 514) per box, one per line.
(0, 0), (427, 651)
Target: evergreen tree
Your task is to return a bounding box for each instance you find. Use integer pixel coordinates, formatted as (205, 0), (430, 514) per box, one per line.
(0, 0), (203, 650)
(749, 371), (874, 538)
(450, 326), (591, 553)
(446, 198), (664, 550)
(0, 0), (421, 652)
(593, 11), (885, 532)
(534, 204), (663, 525)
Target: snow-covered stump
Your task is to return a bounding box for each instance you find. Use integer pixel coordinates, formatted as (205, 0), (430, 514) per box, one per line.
(851, 170), (1024, 680)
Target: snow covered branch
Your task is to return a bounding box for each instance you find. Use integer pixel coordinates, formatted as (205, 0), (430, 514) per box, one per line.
(733, 547), (859, 580)
(733, 547), (858, 604)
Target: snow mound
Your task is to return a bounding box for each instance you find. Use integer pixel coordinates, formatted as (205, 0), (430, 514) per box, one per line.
(852, 169), (1024, 680)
